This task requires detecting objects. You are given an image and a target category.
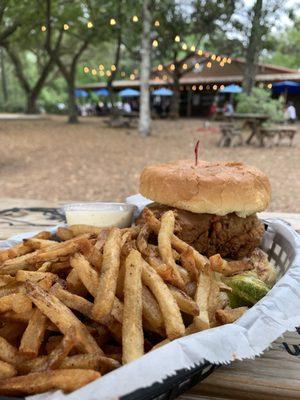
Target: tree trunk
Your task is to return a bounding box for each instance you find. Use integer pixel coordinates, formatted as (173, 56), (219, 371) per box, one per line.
(243, 0), (263, 95)
(170, 72), (180, 119)
(26, 93), (38, 114)
(138, 0), (151, 137)
(0, 48), (8, 106)
(67, 72), (78, 124)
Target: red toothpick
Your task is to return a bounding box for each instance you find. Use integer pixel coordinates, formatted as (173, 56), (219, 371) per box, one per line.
(194, 140), (200, 166)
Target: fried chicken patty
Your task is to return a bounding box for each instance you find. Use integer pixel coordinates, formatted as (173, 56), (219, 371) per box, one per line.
(138, 204), (265, 260)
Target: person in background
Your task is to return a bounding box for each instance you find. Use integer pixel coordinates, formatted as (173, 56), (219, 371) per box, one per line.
(123, 101), (132, 114)
(286, 101), (297, 123)
(209, 101), (217, 120)
(223, 101), (234, 116)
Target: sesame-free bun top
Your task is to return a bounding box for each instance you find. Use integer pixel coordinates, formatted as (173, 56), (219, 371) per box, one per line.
(139, 160), (271, 217)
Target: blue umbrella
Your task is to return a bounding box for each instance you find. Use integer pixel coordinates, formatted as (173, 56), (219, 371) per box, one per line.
(75, 89), (89, 97)
(119, 88), (140, 97)
(272, 81), (300, 94)
(94, 88), (109, 96)
(219, 84), (243, 94)
(152, 88), (173, 96)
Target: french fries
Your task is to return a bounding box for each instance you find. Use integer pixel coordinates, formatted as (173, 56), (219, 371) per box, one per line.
(141, 258), (185, 339)
(209, 254), (254, 276)
(19, 309), (47, 357)
(158, 211), (185, 289)
(25, 281), (103, 355)
(122, 250), (144, 364)
(0, 369), (100, 395)
(193, 266), (212, 330)
(215, 307), (248, 324)
(0, 212), (257, 396)
(92, 228), (121, 321)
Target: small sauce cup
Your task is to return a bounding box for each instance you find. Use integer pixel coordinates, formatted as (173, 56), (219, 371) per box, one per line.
(63, 202), (137, 228)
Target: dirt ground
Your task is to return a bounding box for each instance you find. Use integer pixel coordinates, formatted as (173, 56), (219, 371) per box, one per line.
(0, 116), (299, 212)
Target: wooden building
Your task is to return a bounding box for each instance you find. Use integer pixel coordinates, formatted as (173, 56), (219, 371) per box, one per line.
(78, 56), (300, 117)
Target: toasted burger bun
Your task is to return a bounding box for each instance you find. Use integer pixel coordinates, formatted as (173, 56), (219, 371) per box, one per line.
(139, 160), (271, 217)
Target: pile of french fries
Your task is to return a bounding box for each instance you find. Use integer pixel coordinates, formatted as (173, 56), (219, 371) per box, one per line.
(0, 208), (249, 396)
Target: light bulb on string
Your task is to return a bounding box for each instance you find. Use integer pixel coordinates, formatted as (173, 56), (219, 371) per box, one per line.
(190, 45), (196, 52)
(181, 43), (188, 50)
(213, 85), (218, 90)
(63, 24), (69, 31)
(91, 68), (97, 75)
(83, 66), (89, 73)
(216, 56), (221, 62)
(174, 35), (180, 42)
(99, 71), (105, 77)
(170, 64), (175, 71)
(154, 20), (160, 27)
(130, 73), (135, 80)
(199, 85), (203, 90)
(211, 54), (216, 60)
(206, 62), (212, 68)
(106, 70), (112, 77)
(98, 64), (104, 70)
(192, 85), (197, 91)
(197, 49), (203, 56)
(111, 65), (116, 71)
(152, 39), (158, 48)
(87, 21), (93, 29)
(110, 18), (116, 26)
(182, 63), (188, 70)
(227, 58), (232, 64)
(132, 15), (139, 22)
(157, 64), (163, 71)
(41, 25), (47, 32)
(195, 63), (200, 69)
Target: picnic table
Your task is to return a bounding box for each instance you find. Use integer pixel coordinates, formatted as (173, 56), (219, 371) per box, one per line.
(0, 198), (299, 400)
(223, 113), (269, 147)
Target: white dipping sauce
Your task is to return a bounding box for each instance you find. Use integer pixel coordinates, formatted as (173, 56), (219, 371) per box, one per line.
(64, 203), (136, 228)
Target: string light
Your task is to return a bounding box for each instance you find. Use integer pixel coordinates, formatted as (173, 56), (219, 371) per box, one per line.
(211, 54), (216, 60)
(111, 64), (116, 71)
(99, 71), (105, 77)
(174, 35), (180, 42)
(220, 84), (225, 90)
(216, 56), (221, 62)
(220, 62), (225, 67)
(110, 18), (116, 26)
(182, 63), (188, 70)
(192, 85), (197, 91)
(162, 74), (168, 80)
(154, 20), (160, 27)
(267, 83), (272, 89)
(190, 45), (196, 52)
(227, 58), (232, 64)
(157, 64), (163, 71)
(87, 21), (93, 29)
(41, 25), (47, 32)
(133, 69), (138, 74)
(194, 63), (200, 69)
(98, 64), (104, 70)
(152, 39), (158, 47)
(83, 66), (89, 73)
(222, 57), (227, 63)
(106, 70), (112, 77)
(199, 85), (203, 90)
(181, 43), (188, 50)
(91, 68), (97, 75)
(132, 15), (139, 22)
(206, 62), (212, 68)
(170, 64), (175, 71)
(213, 84), (218, 90)
(197, 50), (203, 56)
(63, 24), (69, 31)
(130, 73), (135, 80)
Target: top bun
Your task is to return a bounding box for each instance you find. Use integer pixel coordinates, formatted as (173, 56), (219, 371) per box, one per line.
(139, 160), (271, 217)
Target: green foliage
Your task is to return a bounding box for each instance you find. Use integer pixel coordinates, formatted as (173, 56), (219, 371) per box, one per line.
(264, 18), (300, 69)
(236, 87), (284, 124)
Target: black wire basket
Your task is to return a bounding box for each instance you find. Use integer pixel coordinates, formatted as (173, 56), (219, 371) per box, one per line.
(0, 219), (298, 400)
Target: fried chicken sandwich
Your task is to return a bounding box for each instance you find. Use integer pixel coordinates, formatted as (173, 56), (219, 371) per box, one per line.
(138, 160), (271, 260)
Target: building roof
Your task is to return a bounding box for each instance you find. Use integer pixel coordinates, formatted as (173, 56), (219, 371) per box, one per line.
(78, 55), (300, 91)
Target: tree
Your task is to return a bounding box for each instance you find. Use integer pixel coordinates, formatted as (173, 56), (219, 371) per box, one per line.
(151, 0), (235, 118)
(0, 1), (19, 45)
(138, 0), (151, 137)
(243, 0), (263, 95)
(263, 18), (300, 69)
